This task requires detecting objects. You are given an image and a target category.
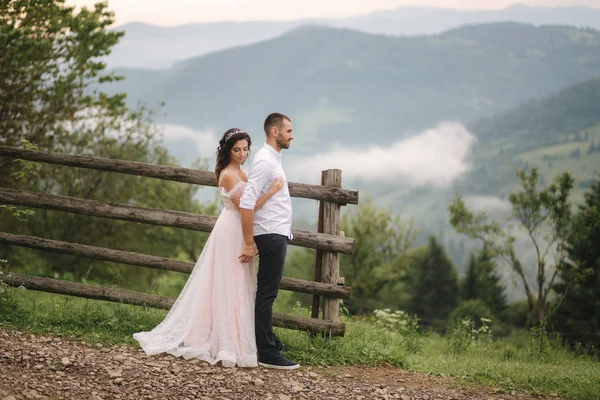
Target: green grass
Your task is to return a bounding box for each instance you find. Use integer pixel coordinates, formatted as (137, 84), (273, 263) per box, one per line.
(1, 286), (599, 400)
(409, 332), (599, 399)
(0, 288), (166, 345)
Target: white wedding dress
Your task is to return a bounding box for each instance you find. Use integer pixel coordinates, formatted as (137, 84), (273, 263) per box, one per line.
(133, 179), (258, 367)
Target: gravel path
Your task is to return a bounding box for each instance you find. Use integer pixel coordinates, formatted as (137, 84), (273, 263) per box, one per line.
(0, 329), (557, 400)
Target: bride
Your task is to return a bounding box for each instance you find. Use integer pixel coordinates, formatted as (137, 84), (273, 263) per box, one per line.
(133, 128), (284, 367)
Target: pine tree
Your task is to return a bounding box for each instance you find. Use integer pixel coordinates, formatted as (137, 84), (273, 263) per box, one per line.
(462, 253), (479, 301)
(461, 245), (508, 319)
(406, 237), (459, 331)
(552, 176), (600, 351)
(475, 244), (508, 318)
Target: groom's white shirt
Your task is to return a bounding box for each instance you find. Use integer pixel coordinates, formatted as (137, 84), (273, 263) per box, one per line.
(240, 143), (293, 239)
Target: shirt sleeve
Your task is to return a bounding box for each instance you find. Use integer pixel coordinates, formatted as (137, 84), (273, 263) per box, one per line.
(239, 158), (271, 210)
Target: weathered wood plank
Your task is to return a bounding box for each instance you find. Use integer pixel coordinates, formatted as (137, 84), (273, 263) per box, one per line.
(0, 232), (350, 299)
(311, 171), (326, 319)
(2, 272), (345, 336)
(0, 145), (358, 205)
(0, 188), (355, 254)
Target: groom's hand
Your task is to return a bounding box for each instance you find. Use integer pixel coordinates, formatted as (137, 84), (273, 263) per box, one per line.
(239, 243), (257, 264)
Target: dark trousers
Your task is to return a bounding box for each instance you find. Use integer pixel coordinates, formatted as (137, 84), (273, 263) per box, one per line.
(254, 233), (288, 358)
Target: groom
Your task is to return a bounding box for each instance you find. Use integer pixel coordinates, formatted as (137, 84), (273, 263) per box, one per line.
(239, 112), (299, 370)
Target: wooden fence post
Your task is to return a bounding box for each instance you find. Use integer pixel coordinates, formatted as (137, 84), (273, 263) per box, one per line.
(311, 172), (325, 319)
(322, 169), (342, 322)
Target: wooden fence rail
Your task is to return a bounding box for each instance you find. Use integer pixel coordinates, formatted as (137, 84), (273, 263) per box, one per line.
(2, 272), (344, 336)
(0, 145), (359, 205)
(0, 188), (354, 254)
(0, 232), (350, 299)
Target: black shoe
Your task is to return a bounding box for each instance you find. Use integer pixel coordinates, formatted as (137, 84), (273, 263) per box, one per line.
(258, 354), (300, 370)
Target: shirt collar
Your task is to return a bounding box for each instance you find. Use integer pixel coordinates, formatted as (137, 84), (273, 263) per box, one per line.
(263, 142), (283, 161)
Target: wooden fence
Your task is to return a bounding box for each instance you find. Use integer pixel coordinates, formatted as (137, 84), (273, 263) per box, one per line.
(0, 145), (358, 336)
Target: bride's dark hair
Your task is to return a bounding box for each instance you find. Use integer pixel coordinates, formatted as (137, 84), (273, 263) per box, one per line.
(215, 128), (252, 180)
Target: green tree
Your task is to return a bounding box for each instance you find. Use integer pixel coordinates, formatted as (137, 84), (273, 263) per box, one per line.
(405, 236), (459, 331)
(552, 176), (600, 351)
(340, 197), (416, 315)
(462, 253), (479, 302)
(461, 244), (508, 319)
(1, 0), (125, 174)
(449, 167), (576, 324)
(0, 1), (217, 292)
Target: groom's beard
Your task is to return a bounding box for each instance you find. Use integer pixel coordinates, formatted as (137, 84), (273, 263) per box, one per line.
(276, 136), (290, 149)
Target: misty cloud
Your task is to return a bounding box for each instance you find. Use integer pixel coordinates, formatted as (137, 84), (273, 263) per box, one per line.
(158, 122), (477, 188)
(464, 195), (512, 213)
(286, 122), (477, 187)
(160, 124), (219, 159)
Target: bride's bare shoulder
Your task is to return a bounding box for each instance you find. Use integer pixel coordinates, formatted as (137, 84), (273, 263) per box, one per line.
(219, 170), (239, 192)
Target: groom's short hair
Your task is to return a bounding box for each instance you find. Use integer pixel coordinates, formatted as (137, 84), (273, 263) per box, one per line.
(264, 113), (291, 135)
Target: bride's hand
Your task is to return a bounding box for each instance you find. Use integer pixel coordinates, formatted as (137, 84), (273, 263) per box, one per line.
(239, 244), (257, 264)
(268, 176), (285, 194)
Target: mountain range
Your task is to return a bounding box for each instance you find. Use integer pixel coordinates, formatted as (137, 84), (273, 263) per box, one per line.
(466, 77), (600, 197)
(107, 3), (600, 69)
(108, 22), (600, 156)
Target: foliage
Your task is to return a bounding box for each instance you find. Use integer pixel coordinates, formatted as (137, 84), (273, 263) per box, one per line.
(274, 247), (317, 309)
(373, 308), (419, 335)
(505, 301), (531, 329)
(340, 196), (416, 314)
(552, 174), (600, 352)
(0, 140), (41, 222)
(528, 318), (552, 361)
(0, 0), (218, 292)
(1, 0), (125, 158)
(373, 308), (422, 354)
(461, 244), (508, 319)
(449, 316), (492, 356)
(0, 272), (19, 316)
(449, 299), (494, 331)
(405, 237), (459, 331)
(449, 167), (577, 324)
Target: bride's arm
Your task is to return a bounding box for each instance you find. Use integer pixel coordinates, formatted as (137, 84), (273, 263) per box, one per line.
(253, 177), (284, 210)
(222, 174), (285, 210)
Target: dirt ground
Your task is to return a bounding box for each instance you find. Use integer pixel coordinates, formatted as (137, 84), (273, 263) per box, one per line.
(0, 329), (559, 400)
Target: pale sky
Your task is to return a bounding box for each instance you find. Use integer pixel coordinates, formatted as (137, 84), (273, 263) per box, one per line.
(66, 0), (600, 26)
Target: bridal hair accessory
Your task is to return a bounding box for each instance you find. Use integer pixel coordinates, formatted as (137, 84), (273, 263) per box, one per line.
(225, 129), (246, 142)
